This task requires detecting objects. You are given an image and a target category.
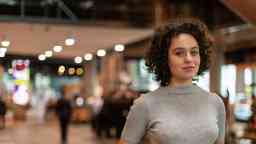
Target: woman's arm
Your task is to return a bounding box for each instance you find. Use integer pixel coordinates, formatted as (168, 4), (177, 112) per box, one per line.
(214, 94), (226, 144)
(120, 96), (149, 144)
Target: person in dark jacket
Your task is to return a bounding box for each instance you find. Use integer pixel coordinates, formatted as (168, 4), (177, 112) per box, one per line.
(56, 87), (72, 144)
(0, 97), (7, 129)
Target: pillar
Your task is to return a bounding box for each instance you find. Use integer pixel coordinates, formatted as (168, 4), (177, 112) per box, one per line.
(210, 42), (224, 94)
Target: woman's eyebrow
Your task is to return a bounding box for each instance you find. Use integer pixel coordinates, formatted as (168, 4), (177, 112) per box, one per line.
(173, 46), (199, 51)
(173, 47), (186, 51)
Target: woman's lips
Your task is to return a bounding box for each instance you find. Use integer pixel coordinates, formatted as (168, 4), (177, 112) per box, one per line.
(182, 66), (195, 71)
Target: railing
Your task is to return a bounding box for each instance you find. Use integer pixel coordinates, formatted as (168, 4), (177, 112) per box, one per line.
(0, 0), (154, 27)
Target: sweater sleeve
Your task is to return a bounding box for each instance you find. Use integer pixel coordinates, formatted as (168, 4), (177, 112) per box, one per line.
(213, 94), (226, 144)
(121, 95), (149, 144)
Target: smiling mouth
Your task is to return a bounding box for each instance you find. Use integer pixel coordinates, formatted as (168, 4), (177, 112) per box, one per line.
(182, 67), (194, 71)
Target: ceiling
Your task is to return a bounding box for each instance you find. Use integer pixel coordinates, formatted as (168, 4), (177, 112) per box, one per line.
(1, 22), (153, 59)
(214, 24), (255, 51)
(217, 0), (256, 52)
(220, 0), (256, 24)
(1, 0), (254, 61)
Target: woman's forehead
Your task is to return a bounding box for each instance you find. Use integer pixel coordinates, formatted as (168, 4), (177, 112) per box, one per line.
(170, 33), (199, 48)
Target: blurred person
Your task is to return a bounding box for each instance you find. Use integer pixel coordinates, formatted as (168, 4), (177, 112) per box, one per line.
(0, 97), (7, 129)
(34, 87), (53, 123)
(0, 76), (7, 129)
(55, 87), (72, 144)
(111, 84), (139, 138)
(118, 18), (226, 144)
(89, 95), (104, 137)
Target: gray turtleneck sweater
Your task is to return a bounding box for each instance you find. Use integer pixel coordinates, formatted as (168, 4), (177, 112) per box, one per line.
(121, 84), (225, 144)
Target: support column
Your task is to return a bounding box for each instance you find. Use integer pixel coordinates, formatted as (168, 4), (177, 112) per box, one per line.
(236, 66), (245, 94)
(82, 60), (98, 97)
(252, 67), (256, 96)
(153, 0), (172, 27)
(209, 43), (224, 94)
(100, 53), (124, 94)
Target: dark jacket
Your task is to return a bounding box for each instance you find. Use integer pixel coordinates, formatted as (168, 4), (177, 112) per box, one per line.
(0, 100), (6, 116)
(56, 98), (72, 121)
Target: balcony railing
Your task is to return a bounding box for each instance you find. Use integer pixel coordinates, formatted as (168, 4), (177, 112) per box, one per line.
(0, 0), (154, 27)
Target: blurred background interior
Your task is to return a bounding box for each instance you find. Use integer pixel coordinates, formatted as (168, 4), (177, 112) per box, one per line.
(0, 0), (256, 144)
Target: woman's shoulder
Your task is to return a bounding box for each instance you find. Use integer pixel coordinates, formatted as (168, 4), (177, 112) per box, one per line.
(194, 87), (225, 105)
(134, 88), (164, 105)
(137, 88), (159, 100)
(137, 87), (170, 103)
(212, 92), (225, 102)
(208, 92), (226, 110)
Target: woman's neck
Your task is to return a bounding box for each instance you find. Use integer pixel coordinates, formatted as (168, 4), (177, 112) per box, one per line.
(169, 78), (192, 87)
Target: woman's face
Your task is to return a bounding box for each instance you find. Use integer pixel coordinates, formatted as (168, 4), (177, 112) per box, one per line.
(168, 33), (200, 83)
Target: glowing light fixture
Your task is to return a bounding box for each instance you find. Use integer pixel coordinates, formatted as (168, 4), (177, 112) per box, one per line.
(1, 40), (10, 47)
(65, 37), (75, 46)
(68, 68), (75, 75)
(114, 44), (125, 52)
(58, 65), (65, 73)
(76, 68), (84, 75)
(38, 54), (46, 61)
(53, 45), (63, 52)
(74, 56), (83, 64)
(76, 97), (84, 106)
(97, 49), (106, 57)
(45, 50), (53, 57)
(84, 53), (93, 61)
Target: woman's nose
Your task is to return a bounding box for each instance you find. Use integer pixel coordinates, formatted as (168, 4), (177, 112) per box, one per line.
(184, 52), (193, 62)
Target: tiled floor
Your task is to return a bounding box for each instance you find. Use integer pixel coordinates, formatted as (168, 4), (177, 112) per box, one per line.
(0, 119), (116, 144)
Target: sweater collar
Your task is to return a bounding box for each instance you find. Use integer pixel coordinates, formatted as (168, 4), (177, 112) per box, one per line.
(161, 83), (198, 94)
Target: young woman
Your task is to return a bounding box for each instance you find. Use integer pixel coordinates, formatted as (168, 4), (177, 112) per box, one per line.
(119, 18), (226, 144)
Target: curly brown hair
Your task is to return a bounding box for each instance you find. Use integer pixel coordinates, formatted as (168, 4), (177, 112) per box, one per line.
(145, 18), (213, 86)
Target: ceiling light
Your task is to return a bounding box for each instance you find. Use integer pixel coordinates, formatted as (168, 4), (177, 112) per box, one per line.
(68, 68), (75, 75)
(1, 40), (10, 47)
(114, 44), (125, 52)
(97, 49), (106, 57)
(65, 37), (75, 46)
(76, 68), (84, 75)
(45, 50), (53, 57)
(84, 53), (93, 61)
(38, 54), (46, 61)
(58, 65), (65, 73)
(53, 45), (63, 52)
(74, 56), (83, 64)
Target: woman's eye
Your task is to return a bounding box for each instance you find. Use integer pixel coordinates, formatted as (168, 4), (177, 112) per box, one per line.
(175, 51), (185, 56)
(191, 50), (199, 56)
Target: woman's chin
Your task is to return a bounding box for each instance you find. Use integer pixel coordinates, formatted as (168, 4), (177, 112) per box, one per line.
(180, 73), (195, 81)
